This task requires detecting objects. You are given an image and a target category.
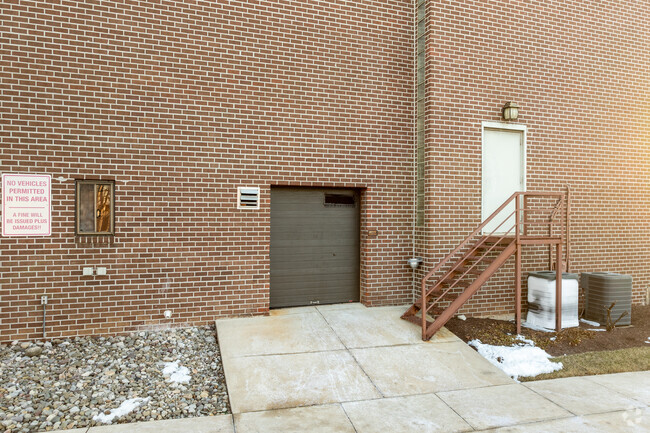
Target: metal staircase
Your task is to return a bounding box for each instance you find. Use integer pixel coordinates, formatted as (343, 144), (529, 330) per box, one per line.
(403, 191), (570, 341)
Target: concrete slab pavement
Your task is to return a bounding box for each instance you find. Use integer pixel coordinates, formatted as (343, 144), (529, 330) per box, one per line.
(217, 303), (504, 413)
(318, 304), (457, 348)
(215, 310), (344, 357)
(351, 341), (513, 397)
(585, 371), (650, 405)
(234, 404), (355, 433)
(54, 401), (649, 433)
(49, 304), (649, 433)
(480, 407), (650, 432)
(437, 383), (572, 430)
(214, 304), (649, 432)
(342, 392), (472, 433)
(222, 349), (381, 413)
(524, 376), (645, 416)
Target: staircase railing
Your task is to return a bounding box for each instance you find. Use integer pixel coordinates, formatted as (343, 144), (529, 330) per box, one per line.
(420, 192), (519, 290)
(416, 191), (568, 340)
(424, 210), (517, 303)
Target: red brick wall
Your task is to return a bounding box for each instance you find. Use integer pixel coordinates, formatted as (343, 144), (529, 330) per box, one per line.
(418, 0), (650, 316)
(3, 0), (648, 342)
(0, 0), (415, 342)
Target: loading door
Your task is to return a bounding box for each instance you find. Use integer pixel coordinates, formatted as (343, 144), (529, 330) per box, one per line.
(270, 187), (360, 308)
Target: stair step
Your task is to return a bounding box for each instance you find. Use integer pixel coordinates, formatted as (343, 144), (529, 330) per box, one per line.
(402, 304), (420, 317)
(410, 301), (446, 316)
(451, 266), (483, 276)
(440, 293), (457, 303)
(439, 280), (463, 288)
(424, 306), (445, 316)
(463, 245), (509, 261)
(476, 247), (508, 255)
(464, 250), (487, 259)
(404, 240), (518, 340)
(423, 241), (518, 339)
(480, 236), (514, 245)
(401, 312), (433, 328)
(422, 289), (461, 303)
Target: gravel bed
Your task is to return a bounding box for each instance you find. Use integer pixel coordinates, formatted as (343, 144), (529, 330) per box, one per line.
(0, 325), (230, 433)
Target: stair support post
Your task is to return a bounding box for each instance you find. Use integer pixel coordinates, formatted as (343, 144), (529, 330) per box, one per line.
(515, 194), (522, 334)
(515, 247), (522, 334)
(421, 280), (427, 340)
(555, 242), (563, 332)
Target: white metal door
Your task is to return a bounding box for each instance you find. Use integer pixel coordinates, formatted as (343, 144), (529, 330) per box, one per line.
(482, 127), (525, 234)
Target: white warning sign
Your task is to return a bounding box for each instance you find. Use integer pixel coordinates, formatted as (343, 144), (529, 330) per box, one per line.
(2, 173), (52, 236)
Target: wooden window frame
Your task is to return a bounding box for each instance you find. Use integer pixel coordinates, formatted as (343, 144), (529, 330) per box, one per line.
(75, 180), (115, 236)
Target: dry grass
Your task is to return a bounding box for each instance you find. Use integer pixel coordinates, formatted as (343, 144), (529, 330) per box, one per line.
(520, 346), (650, 382)
(451, 319), (598, 353)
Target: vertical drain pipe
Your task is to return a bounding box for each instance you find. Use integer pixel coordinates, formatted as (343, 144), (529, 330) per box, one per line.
(41, 295), (48, 338)
(411, 0), (417, 302)
(412, 0), (427, 302)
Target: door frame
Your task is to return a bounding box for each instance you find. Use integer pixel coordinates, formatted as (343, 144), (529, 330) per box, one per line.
(481, 121), (527, 225)
(269, 186), (362, 309)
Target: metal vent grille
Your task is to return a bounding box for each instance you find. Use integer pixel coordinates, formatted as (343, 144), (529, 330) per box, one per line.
(238, 187), (260, 209)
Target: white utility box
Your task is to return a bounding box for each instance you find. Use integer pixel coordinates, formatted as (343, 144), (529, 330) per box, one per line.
(526, 271), (579, 329)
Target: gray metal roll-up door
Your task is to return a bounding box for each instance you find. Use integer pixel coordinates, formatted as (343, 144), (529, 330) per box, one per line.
(270, 187), (360, 308)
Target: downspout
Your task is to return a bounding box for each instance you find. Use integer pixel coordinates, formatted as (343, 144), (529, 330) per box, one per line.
(411, 0), (427, 301)
(411, 0), (418, 302)
(41, 295), (48, 338)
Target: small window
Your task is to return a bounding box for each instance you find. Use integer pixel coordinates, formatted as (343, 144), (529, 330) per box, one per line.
(76, 180), (114, 235)
(324, 194), (355, 207)
(238, 187), (260, 209)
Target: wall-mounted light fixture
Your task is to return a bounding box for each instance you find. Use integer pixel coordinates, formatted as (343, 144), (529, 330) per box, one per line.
(407, 257), (423, 269)
(502, 101), (519, 121)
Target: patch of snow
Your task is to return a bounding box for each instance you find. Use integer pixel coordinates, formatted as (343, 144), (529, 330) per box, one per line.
(162, 361), (191, 384)
(580, 318), (601, 327)
(93, 397), (150, 424)
(550, 336), (557, 341)
(468, 338), (562, 381)
(646, 337), (650, 344)
(515, 334), (535, 345)
(522, 321), (555, 333)
(587, 328), (606, 332)
(457, 314), (466, 321)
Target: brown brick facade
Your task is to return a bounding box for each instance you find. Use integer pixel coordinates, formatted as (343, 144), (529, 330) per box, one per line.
(0, 0), (414, 342)
(1, 1), (648, 342)
(416, 0), (650, 316)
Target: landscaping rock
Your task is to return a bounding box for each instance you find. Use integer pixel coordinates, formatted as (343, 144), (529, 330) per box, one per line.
(25, 346), (43, 357)
(0, 325), (230, 433)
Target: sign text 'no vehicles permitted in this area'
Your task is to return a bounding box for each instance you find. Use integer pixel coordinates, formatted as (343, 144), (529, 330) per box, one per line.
(2, 173), (51, 237)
